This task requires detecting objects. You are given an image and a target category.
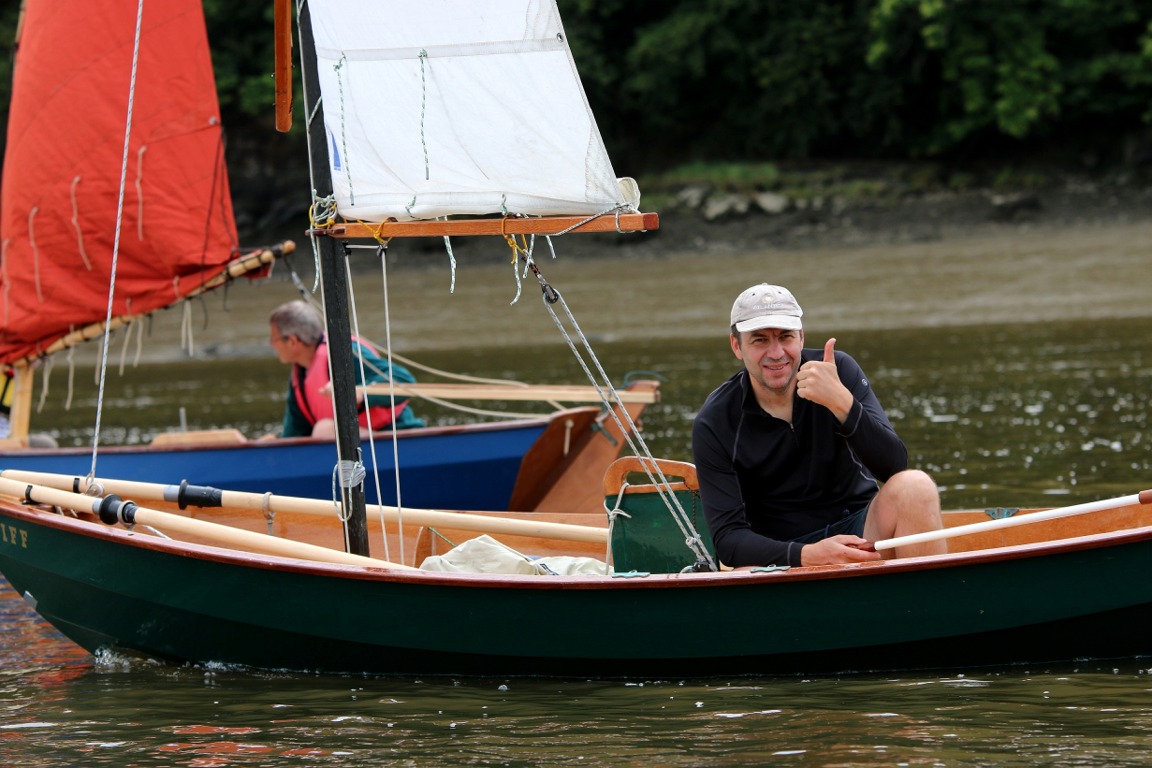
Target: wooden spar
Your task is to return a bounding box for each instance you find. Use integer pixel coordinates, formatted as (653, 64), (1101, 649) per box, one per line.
(360, 382), (660, 404)
(296, 2), (370, 556)
(273, 0), (293, 132)
(311, 213), (659, 239)
(1, 470), (611, 545)
(0, 476), (414, 570)
(4, 364), (34, 444)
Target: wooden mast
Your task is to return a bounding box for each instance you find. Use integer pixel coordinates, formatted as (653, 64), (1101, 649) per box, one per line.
(296, 1), (371, 556)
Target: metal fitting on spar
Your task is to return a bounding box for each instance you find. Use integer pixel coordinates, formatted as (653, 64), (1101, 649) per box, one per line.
(174, 480), (224, 510)
(96, 495), (140, 526)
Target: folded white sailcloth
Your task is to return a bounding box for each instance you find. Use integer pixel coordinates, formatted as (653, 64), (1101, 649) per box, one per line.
(419, 534), (610, 576)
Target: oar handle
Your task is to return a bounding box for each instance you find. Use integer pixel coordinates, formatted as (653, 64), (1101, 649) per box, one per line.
(874, 489), (1152, 552)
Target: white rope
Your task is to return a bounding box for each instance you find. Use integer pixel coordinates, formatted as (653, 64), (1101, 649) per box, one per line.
(28, 207), (42, 303)
(525, 248), (716, 570)
(418, 50), (430, 180)
(332, 52), (354, 204)
(344, 247), (402, 564)
(282, 257), (558, 419)
(135, 145), (147, 240)
(65, 343), (76, 411)
(69, 176), (93, 270)
(332, 459), (366, 524)
(377, 246), (406, 565)
(35, 356), (52, 414)
(603, 483), (632, 568)
(89, 0), (145, 481)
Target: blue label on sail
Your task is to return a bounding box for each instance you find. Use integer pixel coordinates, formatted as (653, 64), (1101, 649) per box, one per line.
(329, 131), (341, 171)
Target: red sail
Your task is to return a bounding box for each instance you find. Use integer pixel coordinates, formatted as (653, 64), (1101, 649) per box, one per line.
(0, 0), (239, 364)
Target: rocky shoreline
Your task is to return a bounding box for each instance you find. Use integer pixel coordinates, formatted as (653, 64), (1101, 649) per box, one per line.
(346, 168), (1150, 269)
(607, 172), (1150, 259)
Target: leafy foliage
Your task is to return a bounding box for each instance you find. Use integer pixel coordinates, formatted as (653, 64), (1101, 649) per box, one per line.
(2, 0), (1152, 178)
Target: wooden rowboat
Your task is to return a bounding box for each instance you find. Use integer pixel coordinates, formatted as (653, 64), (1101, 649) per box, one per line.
(6, 0), (1149, 680)
(1, 460), (1150, 677)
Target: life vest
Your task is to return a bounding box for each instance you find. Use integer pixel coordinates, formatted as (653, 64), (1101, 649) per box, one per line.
(291, 339), (407, 431)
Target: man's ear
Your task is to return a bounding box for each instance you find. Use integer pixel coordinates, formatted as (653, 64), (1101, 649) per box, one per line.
(729, 333), (743, 360)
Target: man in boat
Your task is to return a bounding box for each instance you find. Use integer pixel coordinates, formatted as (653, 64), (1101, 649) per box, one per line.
(692, 284), (945, 568)
(269, 300), (425, 438)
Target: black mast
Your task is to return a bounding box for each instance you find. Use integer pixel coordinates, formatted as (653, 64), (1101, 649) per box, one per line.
(296, 1), (371, 556)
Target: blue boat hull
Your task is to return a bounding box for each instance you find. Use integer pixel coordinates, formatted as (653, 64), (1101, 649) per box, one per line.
(0, 421), (549, 510)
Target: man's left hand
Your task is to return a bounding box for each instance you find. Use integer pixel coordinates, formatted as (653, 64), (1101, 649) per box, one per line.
(796, 337), (853, 421)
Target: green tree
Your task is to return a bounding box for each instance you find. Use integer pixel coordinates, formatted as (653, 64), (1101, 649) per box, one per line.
(868, 0), (1152, 155)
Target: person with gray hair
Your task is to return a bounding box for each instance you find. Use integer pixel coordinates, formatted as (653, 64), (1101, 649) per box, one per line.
(692, 284), (944, 568)
(268, 300), (424, 438)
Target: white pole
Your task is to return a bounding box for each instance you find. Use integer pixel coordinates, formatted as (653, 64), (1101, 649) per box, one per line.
(874, 490), (1152, 551)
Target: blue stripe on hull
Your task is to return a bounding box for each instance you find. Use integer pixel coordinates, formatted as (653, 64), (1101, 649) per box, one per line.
(0, 423), (548, 510)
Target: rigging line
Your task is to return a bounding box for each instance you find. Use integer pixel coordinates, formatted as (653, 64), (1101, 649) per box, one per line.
(35, 356), (52, 414)
(65, 344), (75, 411)
(344, 249), (392, 563)
(333, 52), (354, 204)
(377, 243), (406, 564)
(443, 231), (456, 293)
(28, 207), (41, 302)
(281, 256), (554, 414)
(135, 145), (147, 240)
(89, 0), (145, 481)
(418, 50), (430, 180)
(527, 255), (715, 569)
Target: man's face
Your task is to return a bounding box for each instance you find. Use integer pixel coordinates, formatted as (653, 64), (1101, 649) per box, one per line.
(269, 323), (294, 365)
(731, 327), (805, 395)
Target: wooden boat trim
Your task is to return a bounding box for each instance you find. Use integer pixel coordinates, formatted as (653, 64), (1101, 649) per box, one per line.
(360, 382), (660, 404)
(5, 496), (1152, 590)
(309, 212), (659, 239)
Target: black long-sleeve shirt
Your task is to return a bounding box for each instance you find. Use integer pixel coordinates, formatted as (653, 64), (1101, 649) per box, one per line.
(691, 348), (908, 567)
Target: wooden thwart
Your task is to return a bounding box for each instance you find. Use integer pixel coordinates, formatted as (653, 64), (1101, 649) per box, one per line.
(361, 382), (660, 404)
(311, 212), (659, 239)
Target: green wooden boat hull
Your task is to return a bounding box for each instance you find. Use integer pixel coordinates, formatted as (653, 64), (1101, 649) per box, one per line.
(3, 502), (1152, 677)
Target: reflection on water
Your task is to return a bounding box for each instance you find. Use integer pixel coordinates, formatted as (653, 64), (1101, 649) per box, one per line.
(23, 316), (1152, 511)
(5, 574), (1152, 767)
(4, 302), (1152, 765)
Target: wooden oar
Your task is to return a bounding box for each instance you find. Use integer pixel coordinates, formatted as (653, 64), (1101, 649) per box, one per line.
(0, 477), (414, 570)
(874, 489), (1152, 552)
(0, 470), (610, 545)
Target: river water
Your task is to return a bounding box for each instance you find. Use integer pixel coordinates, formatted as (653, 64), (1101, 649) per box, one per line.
(3, 223), (1152, 765)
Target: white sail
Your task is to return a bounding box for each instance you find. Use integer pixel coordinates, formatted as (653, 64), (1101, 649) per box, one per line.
(308, 0), (638, 221)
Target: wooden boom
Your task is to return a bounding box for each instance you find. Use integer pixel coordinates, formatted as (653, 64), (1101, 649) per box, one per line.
(310, 212), (659, 239)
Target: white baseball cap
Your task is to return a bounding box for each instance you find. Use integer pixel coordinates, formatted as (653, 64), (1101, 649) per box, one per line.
(730, 284), (803, 332)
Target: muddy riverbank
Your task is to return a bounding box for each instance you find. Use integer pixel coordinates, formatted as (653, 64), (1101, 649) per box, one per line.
(65, 174), (1152, 363)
